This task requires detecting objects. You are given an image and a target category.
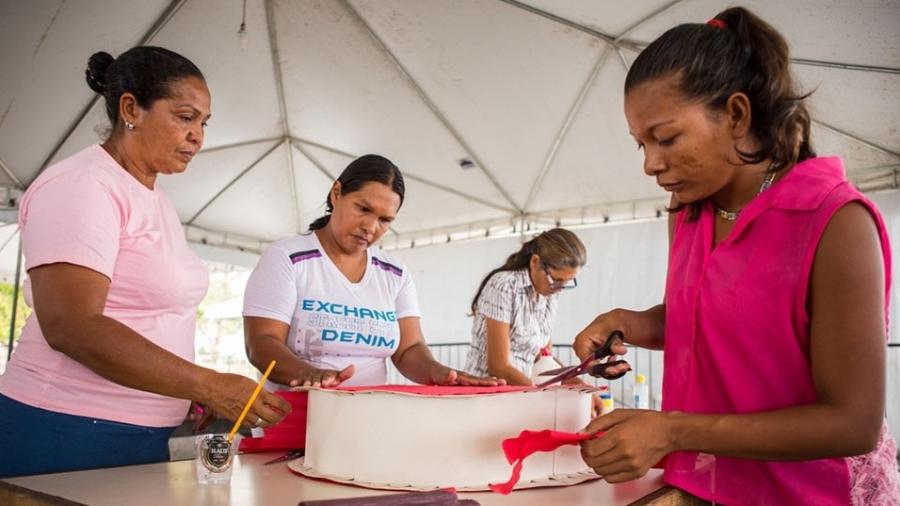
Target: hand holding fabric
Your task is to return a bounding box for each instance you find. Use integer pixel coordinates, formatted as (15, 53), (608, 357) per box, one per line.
(580, 409), (675, 483)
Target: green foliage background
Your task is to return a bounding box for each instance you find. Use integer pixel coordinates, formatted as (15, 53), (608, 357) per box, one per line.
(0, 282), (29, 344)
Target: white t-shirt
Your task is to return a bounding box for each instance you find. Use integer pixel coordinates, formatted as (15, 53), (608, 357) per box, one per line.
(243, 232), (421, 386)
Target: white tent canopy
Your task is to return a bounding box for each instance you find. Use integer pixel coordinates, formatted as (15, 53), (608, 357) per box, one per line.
(2, 0), (899, 257)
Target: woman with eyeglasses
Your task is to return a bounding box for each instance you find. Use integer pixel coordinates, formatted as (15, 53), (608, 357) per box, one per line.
(463, 228), (586, 386)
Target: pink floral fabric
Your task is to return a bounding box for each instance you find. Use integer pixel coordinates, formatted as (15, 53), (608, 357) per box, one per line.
(848, 423), (900, 505)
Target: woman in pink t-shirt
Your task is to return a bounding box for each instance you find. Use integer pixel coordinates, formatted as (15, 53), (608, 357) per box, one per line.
(0, 47), (289, 478)
(573, 7), (899, 505)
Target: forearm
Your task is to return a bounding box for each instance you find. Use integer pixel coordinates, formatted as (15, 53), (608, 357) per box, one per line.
(488, 363), (533, 386)
(616, 304), (666, 350)
(51, 314), (213, 402)
(246, 335), (315, 386)
(669, 402), (881, 460)
(394, 342), (442, 384)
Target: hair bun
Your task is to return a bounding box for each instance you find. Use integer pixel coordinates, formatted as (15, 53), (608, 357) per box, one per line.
(85, 51), (114, 93)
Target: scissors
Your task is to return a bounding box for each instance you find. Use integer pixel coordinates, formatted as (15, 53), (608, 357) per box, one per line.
(263, 450), (304, 465)
(536, 330), (629, 387)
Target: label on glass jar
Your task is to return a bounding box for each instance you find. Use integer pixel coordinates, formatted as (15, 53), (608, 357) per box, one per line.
(200, 435), (233, 472)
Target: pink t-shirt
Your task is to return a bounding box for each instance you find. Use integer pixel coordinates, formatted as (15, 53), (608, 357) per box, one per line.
(662, 157), (900, 505)
(0, 144), (209, 427)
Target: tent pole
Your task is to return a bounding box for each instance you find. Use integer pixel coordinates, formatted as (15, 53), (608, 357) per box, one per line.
(7, 234), (23, 362)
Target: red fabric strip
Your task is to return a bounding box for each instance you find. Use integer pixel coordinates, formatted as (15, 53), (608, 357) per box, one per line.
(489, 429), (602, 494)
(489, 429), (668, 495)
(336, 384), (534, 395)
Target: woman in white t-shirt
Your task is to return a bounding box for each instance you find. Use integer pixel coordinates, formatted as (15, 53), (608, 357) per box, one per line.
(243, 155), (503, 388)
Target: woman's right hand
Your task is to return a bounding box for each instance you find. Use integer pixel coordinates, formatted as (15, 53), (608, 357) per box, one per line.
(288, 364), (356, 388)
(573, 309), (630, 361)
(202, 372), (292, 429)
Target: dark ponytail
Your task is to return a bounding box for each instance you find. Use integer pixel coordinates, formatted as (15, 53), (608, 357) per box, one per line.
(308, 155), (405, 231)
(85, 46), (204, 132)
(470, 228), (586, 314)
(625, 7), (814, 219)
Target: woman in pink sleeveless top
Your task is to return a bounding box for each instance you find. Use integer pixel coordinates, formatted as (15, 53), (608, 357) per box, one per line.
(574, 7), (900, 505)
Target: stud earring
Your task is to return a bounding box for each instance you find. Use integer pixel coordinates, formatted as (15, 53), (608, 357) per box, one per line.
(126, 121), (135, 131)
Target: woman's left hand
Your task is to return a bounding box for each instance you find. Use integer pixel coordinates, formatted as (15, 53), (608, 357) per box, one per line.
(427, 364), (506, 386)
(580, 409), (676, 483)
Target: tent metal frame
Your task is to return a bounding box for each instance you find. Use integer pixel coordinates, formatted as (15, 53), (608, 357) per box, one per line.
(0, 156), (24, 190)
(3, 0), (900, 362)
(264, 0), (303, 231)
(22, 0), (900, 248)
(28, 0), (189, 186)
(341, 0), (522, 213)
(5, 0), (899, 367)
(502, 0), (900, 76)
(522, 0), (685, 212)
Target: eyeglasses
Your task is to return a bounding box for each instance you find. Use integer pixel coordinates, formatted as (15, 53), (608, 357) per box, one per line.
(542, 263), (577, 290)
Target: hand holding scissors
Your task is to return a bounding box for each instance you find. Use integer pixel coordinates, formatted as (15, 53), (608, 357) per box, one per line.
(536, 330), (630, 387)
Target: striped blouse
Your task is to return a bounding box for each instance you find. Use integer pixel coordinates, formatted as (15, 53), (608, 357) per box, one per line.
(464, 269), (558, 378)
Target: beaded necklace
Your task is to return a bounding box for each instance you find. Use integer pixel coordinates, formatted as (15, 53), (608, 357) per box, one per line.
(714, 171), (776, 221)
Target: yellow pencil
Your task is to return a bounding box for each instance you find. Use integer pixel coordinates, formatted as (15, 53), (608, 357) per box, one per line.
(227, 359), (276, 443)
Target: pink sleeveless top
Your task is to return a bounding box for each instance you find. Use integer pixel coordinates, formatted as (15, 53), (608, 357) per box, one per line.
(662, 157), (900, 505)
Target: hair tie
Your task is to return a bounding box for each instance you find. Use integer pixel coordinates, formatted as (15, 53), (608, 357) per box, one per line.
(706, 18), (726, 30)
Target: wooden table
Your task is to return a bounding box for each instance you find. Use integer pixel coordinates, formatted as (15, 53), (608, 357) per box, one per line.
(2, 452), (673, 505)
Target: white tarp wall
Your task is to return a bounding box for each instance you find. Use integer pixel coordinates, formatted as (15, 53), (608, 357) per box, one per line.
(392, 188), (900, 441)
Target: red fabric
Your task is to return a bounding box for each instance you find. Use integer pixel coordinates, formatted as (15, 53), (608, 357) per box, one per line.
(489, 429), (668, 494)
(489, 430), (602, 494)
(336, 384), (534, 395)
(238, 391), (308, 453)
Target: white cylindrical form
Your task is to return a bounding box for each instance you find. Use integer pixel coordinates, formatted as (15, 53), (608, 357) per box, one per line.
(301, 387), (593, 490)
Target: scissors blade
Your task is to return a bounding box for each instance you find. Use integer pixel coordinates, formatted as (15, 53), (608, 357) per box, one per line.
(263, 450), (303, 465)
(535, 367), (583, 388)
(535, 350), (600, 387)
(537, 365), (576, 376)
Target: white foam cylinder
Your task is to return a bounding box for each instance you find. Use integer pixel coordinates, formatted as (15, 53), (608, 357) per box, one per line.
(304, 388), (592, 489)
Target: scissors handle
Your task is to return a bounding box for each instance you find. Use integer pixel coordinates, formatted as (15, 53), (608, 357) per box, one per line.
(589, 330), (630, 380)
(594, 330), (624, 359)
